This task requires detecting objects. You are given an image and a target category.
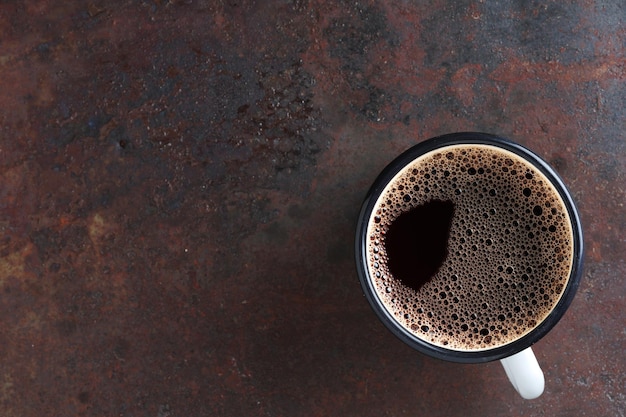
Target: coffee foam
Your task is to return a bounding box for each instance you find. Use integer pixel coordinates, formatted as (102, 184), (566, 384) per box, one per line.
(367, 144), (574, 351)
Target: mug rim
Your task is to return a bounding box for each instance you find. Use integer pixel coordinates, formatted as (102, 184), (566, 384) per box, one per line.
(355, 132), (584, 363)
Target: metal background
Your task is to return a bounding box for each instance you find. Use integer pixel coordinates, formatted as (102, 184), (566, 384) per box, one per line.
(0, 1), (624, 416)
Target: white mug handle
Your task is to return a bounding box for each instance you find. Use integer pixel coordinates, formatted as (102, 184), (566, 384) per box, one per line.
(499, 347), (545, 399)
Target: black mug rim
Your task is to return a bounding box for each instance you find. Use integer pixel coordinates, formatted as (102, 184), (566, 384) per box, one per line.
(355, 132), (584, 363)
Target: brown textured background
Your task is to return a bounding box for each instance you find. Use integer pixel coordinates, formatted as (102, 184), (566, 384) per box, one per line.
(0, 1), (624, 416)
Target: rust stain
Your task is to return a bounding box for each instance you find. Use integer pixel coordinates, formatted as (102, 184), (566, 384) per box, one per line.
(0, 244), (35, 288)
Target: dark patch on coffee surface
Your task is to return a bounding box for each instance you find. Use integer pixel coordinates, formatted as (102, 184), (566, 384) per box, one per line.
(384, 200), (454, 292)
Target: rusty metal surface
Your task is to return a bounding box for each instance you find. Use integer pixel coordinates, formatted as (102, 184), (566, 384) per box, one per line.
(0, 1), (624, 416)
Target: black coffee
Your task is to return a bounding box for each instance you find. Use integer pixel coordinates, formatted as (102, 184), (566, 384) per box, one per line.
(367, 144), (574, 350)
(385, 200), (454, 293)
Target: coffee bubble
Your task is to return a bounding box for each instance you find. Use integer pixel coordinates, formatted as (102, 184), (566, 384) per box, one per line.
(366, 145), (574, 351)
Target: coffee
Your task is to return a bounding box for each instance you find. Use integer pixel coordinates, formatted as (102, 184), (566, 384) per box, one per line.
(366, 144), (574, 351)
